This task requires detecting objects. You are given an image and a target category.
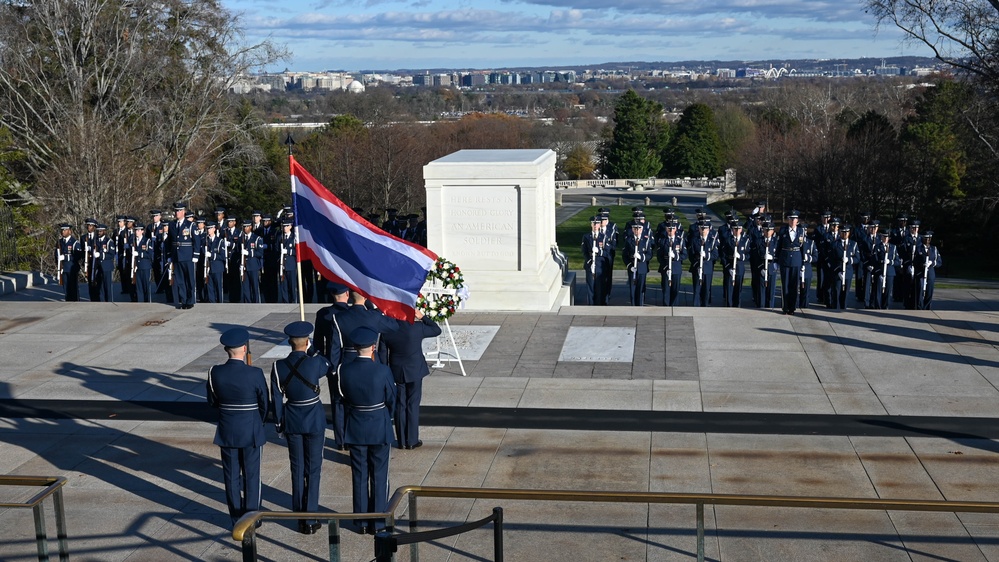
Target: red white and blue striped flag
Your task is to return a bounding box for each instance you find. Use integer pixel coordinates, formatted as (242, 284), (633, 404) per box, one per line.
(290, 156), (437, 321)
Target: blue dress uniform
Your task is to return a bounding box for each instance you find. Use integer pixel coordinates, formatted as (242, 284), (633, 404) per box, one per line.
(271, 321), (331, 534)
(156, 225), (174, 303)
(203, 225), (228, 303)
(720, 225), (750, 308)
(582, 219), (611, 306)
(818, 219), (841, 306)
(812, 212), (832, 304)
(93, 226), (117, 302)
(899, 221), (922, 308)
(314, 285), (351, 449)
(656, 222), (686, 306)
(132, 227), (155, 303)
(208, 328), (269, 527)
(776, 212), (806, 315)
(339, 327), (397, 534)
(56, 224), (82, 301)
(853, 215), (874, 301)
(913, 232), (942, 310)
(81, 220), (99, 301)
(147, 211), (164, 294)
(868, 231), (899, 310)
(278, 223), (299, 304)
(799, 235), (818, 310)
(827, 226), (859, 310)
(599, 210), (618, 304)
(381, 315), (441, 449)
(753, 226), (779, 309)
(168, 203), (201, 309)
(239, 223), (265, 303)
(115, 217), (132, 297)
(224, 218), (242, 303)
(623, 224), (654, 306)
(688, 222), (718, 307)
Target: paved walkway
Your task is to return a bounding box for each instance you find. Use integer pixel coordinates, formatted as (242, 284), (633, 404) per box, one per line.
(1, 279), (999, 561)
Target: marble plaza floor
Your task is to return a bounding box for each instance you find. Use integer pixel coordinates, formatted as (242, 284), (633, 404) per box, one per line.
(1, 280), (999, 561)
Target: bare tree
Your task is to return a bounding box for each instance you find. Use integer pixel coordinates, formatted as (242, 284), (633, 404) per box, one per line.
(0, 0), (284, 222)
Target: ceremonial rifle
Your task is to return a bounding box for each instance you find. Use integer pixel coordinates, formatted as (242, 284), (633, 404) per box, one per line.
(279, 234), (286, 283)
(921, 246), (930, 294)
(56, 245), (64, 286)
(130, 242), (136, 283)
(731, 235), (739, 292)
(590, 236), (598, 276)
(83, 238), (89, 280)
(203, 239), (210, 284)
(240, 235), (247, 283)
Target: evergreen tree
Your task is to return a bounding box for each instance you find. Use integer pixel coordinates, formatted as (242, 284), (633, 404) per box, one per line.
(599, 90), (665, 179)
(663, 103), (724, 178)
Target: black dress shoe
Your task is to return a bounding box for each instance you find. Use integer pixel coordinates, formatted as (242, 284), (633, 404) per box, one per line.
(298, 520), (315, 534)
(412, 440), (423, 449)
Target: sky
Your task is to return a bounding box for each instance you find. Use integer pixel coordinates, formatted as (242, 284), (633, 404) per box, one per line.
(222, 0), (935, 72)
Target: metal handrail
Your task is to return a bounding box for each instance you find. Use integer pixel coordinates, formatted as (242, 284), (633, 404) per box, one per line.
(0, 475), (70, 562)
(235, 485), (999, 562)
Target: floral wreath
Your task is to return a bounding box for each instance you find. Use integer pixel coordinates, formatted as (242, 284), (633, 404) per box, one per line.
(417, 257), (465, 321)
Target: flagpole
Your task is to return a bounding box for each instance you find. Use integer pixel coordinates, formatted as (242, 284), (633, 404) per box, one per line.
(286, 135), (306, 322)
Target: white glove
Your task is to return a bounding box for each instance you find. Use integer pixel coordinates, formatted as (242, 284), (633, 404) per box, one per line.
(637, 255), (643, 262)
(259, 243), (268, 249)
(700, 250), (705, 259)
(734, 252), (741, 260)
(192, 258), (198, 263)
(94, 252), (101, 259)
(766, 252), (773, 260)
(205, 251), (212, 259)
(908, 266), (914, 276)
(281, 247), (288, 255)
(838, 273), (845, 282)
(242, 249), (249, 256)
(668, 250), (675, 260)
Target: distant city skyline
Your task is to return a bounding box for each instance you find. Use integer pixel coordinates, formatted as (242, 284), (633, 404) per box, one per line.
(223, 0), (936, 72)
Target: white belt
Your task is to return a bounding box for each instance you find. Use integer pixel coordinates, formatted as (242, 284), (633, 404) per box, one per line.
(288, 396), (321, 407)
(220, 403), (258, 411)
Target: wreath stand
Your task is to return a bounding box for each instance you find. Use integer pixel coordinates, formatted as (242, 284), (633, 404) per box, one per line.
(421, 282), (467, 376)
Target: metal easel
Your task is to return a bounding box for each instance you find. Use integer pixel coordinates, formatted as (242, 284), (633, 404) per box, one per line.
(421, 280), (467, 376)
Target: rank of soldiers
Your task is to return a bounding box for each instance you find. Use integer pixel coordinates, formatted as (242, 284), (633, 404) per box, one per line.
(54, 203), (429, 308)
(582, 204), (942, 312)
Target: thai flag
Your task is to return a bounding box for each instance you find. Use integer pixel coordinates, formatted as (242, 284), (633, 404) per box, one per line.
(290, 156), (437, 321)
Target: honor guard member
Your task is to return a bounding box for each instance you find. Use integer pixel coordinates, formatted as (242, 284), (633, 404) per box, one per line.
(812, 210), (832, 304)
(92, 224), (117, 302)
(753, 221), (779, 309)
(224, 217), (242, 303)
(147, 210), (164, 293)
(239, 219), (265, 303)
(339, 327), (396, 535)
(746, 213), (766, 305)
(82, 218), (99, 301)
(869, 230), (899, 310)
(777, 210), (806, 315)
(132, 224), (155, 303)
(168, 202), (201, 309)
(415, 207), (428, 247)
(204, 222), (228, 303)
(336, 291), (399, 364)
(250, 210), (263, 236)
(901, 220), (923, 308)
(272, 321), (331, 535)
(718, 209), (734, 242)
(688, 220), (717, 307)
(799, 225), (818, 309)
(827, 224), (858, 310)
(314, 283), (351, 449)
(854, 212), (874, 301)
(381, 309), (441, 449)
(582, 216), (611, 305)
(819, 217), (841, 306)
(193, 217), (208, 302)
(207, 327), (269, 528)
(123, 217), (138, 301)
(656, 219), (686, 306)
(913, 231), (942, 310)
(599, 209), (618, 304)
(261, 214), (280, 303)
(382, 208), (402, 237)
(890, 213), (910, 303)
(156, 223), (174, 304)
(214, 207), (226, 230)
(56, 223), (82, 301)
(624, 222), (653, 306)
(278, 219), (299, 304)
(720, 222), (750, 307)
(687, 208), (706, 242)
(114, 215), (131, 297)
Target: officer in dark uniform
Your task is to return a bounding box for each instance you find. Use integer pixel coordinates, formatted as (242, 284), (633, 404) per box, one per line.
(854, 212), (873, 301)
(314, 283), (351, 449)
(81, 218), (99, 301)
(271, 321), (331, 534)
(204, 222), (228, 304)
(812, 210), (832, 304)
(168, 202), (200, 309)
(278, 220), (298, 304)
(720, 222), (750, 307)
(913, 231), (942, 310)
(262, 214), (280, 303)
(753, 221), (779, 309)
(599, 209), (617, 304)
(623, 222), (653, 306)
(381, 309), (441, 449)
(193, 217), (208, 302)
(56, 223), (82, 301)
(382, 209), (402, 237)
(224, 217), (241, 303)
(828, 224), (858, 310)
(339, 327), (396, 535)
(656, 219), (686, 306)
(156, 223), (174, 304)
(869, 229), (899, 309)
(147, 210), (164, 293)
(337, 291), (398, 363)
(207, 327), (269, 528)
(93, 224), (117, 302)
(132, 224), (155, 303)
(582, 216), (610, 306)
(239, 219), (265, 303)
(777, 210), (806, 315)
(890, 213), (910, 303)
(688, 220), (717, 307)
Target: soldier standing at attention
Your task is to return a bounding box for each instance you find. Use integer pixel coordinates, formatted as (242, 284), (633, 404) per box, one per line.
(381, 309), (441, 449)
(93, 224), (117, 303)
(132, 224), (155, 303)
(340, 327), (396, 535)
(271, 321), (331, 535)
(314, 283), (352, 450)
(56, 223), (82, 302)
(582, 216), (610, 306)
(278, 219), (299, 304)
(82, 218), (99, 301)
(168, 202), (199, 309)
(208, 327), (269, 528)
(204, 222), (228, 304)
(777, 210), (805, 315)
